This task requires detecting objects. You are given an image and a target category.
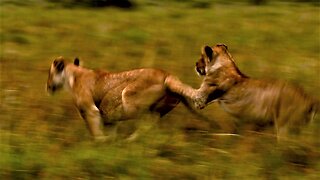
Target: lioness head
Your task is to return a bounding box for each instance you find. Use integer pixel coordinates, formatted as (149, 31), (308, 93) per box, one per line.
(195, 44), (229, 76)
(46, 56), (80, 94)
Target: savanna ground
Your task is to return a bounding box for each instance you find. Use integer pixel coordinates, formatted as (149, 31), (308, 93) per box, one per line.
(0, 0), (319, 179)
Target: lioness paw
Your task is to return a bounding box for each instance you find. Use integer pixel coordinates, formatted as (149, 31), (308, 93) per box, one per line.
(194, 97), (206, 109)
(93, 135), (108, 143)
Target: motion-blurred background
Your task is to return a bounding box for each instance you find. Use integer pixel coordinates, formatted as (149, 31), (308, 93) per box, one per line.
(1, 0), (319, 179)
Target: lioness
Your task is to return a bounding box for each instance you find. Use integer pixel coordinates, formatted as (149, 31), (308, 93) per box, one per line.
(175, 44), (319, 140)
(46, 57), (208, 141)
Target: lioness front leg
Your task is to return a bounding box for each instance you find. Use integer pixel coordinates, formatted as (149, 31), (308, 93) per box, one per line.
(195, 77), (238, 109)
(194, 84), (219, 109)
(77, 103), (106, 142)
(164, 75), (210, 109)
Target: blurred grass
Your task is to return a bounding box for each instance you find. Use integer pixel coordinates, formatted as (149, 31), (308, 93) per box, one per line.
(1, 0), (320, 179)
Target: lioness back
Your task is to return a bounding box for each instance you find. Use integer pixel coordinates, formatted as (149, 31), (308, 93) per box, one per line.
(92, 68), (169, 101)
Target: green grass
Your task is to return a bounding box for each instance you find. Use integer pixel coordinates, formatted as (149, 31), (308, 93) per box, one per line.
(1, 0), (319, 179)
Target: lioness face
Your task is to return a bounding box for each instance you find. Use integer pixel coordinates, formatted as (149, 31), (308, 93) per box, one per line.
(195, 44), (228, 76)
(46, 57), (66, 94)
(195, 56), (206, 76)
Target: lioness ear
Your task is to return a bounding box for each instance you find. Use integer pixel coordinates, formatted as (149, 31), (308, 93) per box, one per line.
(202, 45), (213, 62)
(217, 43), (228, 50)
(74, 57), (80, 66)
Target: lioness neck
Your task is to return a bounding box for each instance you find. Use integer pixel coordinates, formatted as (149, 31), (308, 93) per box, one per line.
(224, 53), (249, 80)
(64, 64), (91, 91)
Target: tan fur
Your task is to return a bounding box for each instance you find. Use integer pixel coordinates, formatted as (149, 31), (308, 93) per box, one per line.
(46, 57), (206, 141)
(190, 44), (319, 140)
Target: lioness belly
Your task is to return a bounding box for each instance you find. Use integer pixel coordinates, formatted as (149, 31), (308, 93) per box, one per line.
(219, 98), (274, 123)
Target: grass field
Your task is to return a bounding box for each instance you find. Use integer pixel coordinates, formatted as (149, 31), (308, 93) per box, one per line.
(1, 0), (320, 179)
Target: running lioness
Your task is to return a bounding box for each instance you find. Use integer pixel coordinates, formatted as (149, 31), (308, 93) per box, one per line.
(175, 44), (319, 140)
(46, 57), (207, 141)
(198, 44), (319, 139)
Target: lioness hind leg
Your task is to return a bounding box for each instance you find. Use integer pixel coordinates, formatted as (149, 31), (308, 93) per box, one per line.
(164, 75), (209, 109)
(126, 113), (159, 142)
(121, 83), (164, 141)
(151, 95), (180, 117)
(275, 124), (288, 142)
(122, 83), (165, 118)
(275, 112), (307, 143)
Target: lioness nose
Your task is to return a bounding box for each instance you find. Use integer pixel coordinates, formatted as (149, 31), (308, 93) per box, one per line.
(47, 84), (55, 91)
